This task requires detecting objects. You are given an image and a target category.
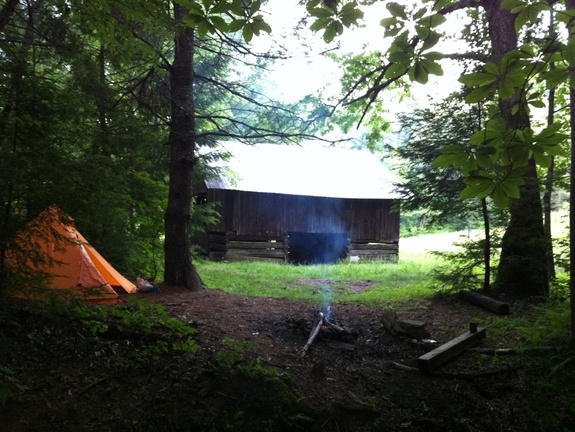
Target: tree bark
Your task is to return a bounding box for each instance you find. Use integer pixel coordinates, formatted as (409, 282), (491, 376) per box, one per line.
(163, 3), (204, 291)
(480, 198), (491, 293)
(483, 0), (549, 298)
(0, 0), (19, 34)
(543, 7), (557, 281)
(565, 0), (575, 346)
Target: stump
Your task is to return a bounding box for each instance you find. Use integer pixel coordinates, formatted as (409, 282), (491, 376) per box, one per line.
(381, 310), (428, 340)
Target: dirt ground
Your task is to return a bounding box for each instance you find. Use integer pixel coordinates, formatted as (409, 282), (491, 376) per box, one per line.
(3, 278), (574, 432)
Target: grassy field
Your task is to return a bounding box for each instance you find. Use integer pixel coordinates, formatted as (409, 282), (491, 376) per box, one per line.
(196, 216), (570, 305)
(197, 252), (440, 303)
(196, 229), (485, 302)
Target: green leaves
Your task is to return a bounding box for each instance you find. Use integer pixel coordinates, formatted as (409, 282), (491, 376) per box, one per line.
(459, 49), (535, 104)
(177, 0), (271, 42)
(434, 112), (568, 208)
(307, 1), (364, 43)
(378, 4), (445, 84)
(242, 15), (272, 42)
(407, 53), (444, 84)
(501, 0), (550, 32)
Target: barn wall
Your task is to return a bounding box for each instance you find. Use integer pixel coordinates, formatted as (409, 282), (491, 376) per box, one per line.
(204, 190), (399, 242)
(349, 198), (400, 243)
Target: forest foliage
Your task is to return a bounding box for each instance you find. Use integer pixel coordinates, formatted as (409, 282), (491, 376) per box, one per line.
(0, 0), (574, 302)
(0, 0), (329, 282)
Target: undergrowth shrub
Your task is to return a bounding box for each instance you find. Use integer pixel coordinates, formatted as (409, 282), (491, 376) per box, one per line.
(429, 235), (500, 293)
(213, 337), (289, 382)
(0, 365), (26, 406)
(72, 299), (200, 359)
(3, 295), (200, 377)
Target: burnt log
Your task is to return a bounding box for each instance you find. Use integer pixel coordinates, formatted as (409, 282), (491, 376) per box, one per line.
(299, 313), (324, 359)
(459, 290), (510, 315)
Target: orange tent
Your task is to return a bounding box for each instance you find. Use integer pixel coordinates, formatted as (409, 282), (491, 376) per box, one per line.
(8, 206), (136, 303)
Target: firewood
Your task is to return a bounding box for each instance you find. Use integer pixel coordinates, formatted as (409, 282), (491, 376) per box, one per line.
(325, 341), (355, 351)
(299, 313), (324, 359)
(323, 319), (346, 333)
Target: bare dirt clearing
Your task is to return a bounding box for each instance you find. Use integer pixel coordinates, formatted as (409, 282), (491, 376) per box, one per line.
(3, 283), (574, 432)
(2, 230), (574, 431)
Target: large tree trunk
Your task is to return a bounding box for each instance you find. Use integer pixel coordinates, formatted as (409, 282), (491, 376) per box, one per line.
(481, 198), (491, 293)
(163, 3), (204, 290)
(484, 0), (549, 297)
(497, 158), (548, 297)
(565, 0), (575, 346)
(543, 8), (557, 282)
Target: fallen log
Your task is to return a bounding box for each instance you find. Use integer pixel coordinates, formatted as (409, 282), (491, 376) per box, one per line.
(418, 325), (486, 372)
(459, 290), (509, 315)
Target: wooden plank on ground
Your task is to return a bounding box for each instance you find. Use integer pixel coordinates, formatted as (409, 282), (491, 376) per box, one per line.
(418, 327), (486, 373)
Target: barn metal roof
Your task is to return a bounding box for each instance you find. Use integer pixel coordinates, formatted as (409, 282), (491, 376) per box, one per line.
(203, 142), (402, 200)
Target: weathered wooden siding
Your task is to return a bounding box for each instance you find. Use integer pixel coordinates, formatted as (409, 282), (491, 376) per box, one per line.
(193, 189), (400, 262)
(205, 190), (399, 242)
(349, 198), (400, 242)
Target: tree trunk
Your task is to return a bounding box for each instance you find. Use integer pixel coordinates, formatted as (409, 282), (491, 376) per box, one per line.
(543, 8), (557, 281)
(565, 0), (575, 346)
(0, 0), (19, 34)
(496, 158), (548, 297)
(481, 198), (491, 293)
(484, 0), (549, 298)
(163, 3), (204, 291)
(543, 98), (556, 282)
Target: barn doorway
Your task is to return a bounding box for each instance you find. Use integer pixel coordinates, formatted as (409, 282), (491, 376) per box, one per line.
(287, 232), (349, 264)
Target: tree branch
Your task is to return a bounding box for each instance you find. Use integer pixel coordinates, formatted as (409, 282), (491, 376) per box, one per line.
(0, 0), (19, 34)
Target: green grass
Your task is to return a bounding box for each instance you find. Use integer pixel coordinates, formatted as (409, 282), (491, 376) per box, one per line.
(196, 253), (573, 351)
(476, 299), (571, 351)
(196, 252), (438, 304)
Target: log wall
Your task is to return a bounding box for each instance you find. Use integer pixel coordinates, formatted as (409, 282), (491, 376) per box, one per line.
(205, 232), (399, 263)
(348, 242), (399, 262)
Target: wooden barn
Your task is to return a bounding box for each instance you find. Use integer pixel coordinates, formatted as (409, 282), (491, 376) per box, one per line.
(193, 142), (402, 264)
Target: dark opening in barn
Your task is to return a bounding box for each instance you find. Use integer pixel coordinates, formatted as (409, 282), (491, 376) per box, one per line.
(288, 232), (349, 264)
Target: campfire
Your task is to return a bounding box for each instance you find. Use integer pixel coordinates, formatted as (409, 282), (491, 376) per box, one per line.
(299, 302), (355, 358)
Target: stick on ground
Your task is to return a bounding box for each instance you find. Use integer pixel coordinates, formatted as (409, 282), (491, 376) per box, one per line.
(299, 312), (324, 359)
